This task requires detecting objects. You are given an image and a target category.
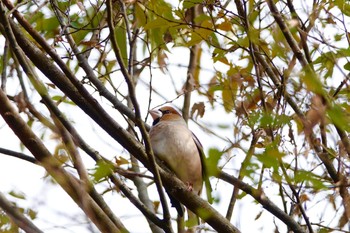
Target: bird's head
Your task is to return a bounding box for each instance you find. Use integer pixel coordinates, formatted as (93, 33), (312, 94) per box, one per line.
(149, 106), (182, 126)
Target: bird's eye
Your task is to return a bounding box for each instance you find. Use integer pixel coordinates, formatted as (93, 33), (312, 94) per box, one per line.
(161, 109), (171, 115)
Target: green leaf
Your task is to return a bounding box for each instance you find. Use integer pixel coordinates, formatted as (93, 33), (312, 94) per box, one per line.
(144, 17), (176, 30)
(344, 62), (350, 71)
(91, 161), (114, 182)
(51, 95), (75, 105)
(294, 170), (327, 190)
(212, 48), (230, 64)
(300, 67), (324, 95)
(9, 191), (26, 200)
(334, 33), (343, 41)
(260, 113), (273, 128)
(242, 162), (260, 179)
(135, 3), (147, 27)
(334, 0), (350, 16)
(72, 29), (90, 46)
(186, 20), (213, 46)
(27, 209), (37, 220)
(206, 148), (223, 176)
(257, 145), (284, 169)
(183, 0), (203, 9)
(328, 105), (350, 131)
(115, 20), (128, 68)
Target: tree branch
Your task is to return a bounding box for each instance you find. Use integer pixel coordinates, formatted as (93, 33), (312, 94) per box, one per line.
(107, 0), (173, 230)
(218, 171), (305, 233)
(0, 4), (127, 231)
(2, 0), (137, 123)
(0, 3), (243, 232)
(0, 147), (37, 164)
(0, 192), (43, 233)
(226, 129), (260, 220)
(160, 167), (241, 233)
(182, 5), (202, 122)
(0, 88), (127, 233)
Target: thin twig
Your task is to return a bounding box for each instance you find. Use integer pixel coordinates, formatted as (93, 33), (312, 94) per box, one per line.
(182, 5), (201, 122)
(266, 0), (350, 222)
(0, 4), (127, 231)
(2, 0), (137, 123)
(219, 171), (306, 233)
(0, 147), (37, 164)
(226, 129), (260, 220)
(106, 0), (173, 231)
(0, 88), (125, 233)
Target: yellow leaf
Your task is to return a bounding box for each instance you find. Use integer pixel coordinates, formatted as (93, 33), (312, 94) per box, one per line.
(222, 77), (238, 113)
(217, 21), (232, 31)
(115, 156), (129, 166)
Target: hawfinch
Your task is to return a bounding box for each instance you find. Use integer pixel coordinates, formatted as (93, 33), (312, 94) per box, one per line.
(149, 106), (212, 230)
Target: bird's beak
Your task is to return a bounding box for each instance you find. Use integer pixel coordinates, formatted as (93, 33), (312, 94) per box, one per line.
(149, 109), (162, 120)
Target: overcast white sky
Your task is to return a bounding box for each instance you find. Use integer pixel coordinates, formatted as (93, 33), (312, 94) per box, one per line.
(1, 0), (350, 232)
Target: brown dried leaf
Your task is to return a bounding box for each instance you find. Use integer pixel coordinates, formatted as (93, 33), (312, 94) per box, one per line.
(217, 20), (232, 32)
(222, 74), (242, 113)
(115, 156), (129, 166)
(254, 210), (263, 220)
(153, 201), (160, 213)
(299, 193), (310, 203)
(157, 50), (168, 73)
(207, 76), (219, 105)
(235, 90), (261, 116)
(328, 194), (336, 210)
(46, 83), (56, 89)
(292, 205), (302, 216)
(14, 92), (27, 113)
(191, 102), (205, 119)
(80, 40), (100, 48)
(304, 95), (327, 136)
(163, 30), (173, 43)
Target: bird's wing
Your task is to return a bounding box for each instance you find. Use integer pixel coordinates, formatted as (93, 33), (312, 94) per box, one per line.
(192, 132), (213, 204)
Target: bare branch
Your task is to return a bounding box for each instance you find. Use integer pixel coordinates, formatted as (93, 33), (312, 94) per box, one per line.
(0, 147), (37, 164)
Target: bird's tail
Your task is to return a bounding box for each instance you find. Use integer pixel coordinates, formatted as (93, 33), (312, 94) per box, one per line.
(166, 190), (184, 216)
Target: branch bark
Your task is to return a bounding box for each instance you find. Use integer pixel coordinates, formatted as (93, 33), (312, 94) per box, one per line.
(0, 192), (43, 233)
(218, 171), (306, 233)
(0, 6), (242, 232)
(0, 88), (127, 233)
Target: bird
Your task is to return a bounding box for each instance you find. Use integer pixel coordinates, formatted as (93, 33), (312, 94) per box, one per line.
(149, 105), (212, 232)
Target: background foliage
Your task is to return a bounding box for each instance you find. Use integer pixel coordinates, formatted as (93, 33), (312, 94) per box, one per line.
(0, 0), (350, 232)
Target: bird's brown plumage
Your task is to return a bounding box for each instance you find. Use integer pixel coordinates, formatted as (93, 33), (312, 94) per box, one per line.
(149, 106), (203, 194)
(149, 106), (211, 231)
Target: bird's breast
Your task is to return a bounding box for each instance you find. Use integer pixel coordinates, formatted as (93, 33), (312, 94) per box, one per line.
(149, 120), (203, 192)
(150, 121), (194, 158)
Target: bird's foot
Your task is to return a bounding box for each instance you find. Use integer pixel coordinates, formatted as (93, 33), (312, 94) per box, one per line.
(185, 182), (193, 192)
